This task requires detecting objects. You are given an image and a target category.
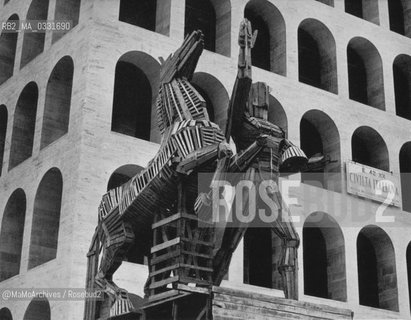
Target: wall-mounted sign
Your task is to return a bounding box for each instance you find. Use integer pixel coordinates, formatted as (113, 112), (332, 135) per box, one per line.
(346, 161), (401, 207)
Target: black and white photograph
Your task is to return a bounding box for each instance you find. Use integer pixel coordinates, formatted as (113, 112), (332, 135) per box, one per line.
(0, 0), (411, 319)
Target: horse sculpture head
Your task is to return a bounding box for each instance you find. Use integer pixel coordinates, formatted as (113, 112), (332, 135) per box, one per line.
(156, 31), (216, 135)
(159, 30), (204, 84)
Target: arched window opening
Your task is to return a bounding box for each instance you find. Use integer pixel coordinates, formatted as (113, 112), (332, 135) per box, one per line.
(119, 0), (157, 32)
(53, 0), (81, 42)
(407, 243), (411, 313)
(107, 164), (144, 191)
(244, 0), (286, 75)
(267, 95), (287, 136)
(345, 0), (379, 24)
(192, 72), (229, 130)
(119, 0), (173, 36)
(186, 0), (215, 51)
(28, 168), (63, 269)
(185, 0), (231, 56)
(315, 0), (334, 6)
(0, 189), (26, 282)
(112, 52), (160, 141)
(351, 126), (389, 171)
(304, 223), (328, 298)
(301, 119), (322, 158)
(23, 297), (50, 320)
(112, 61), (151, 139)
(388, 0), (411, 37)
(347, 38), (385, 110)
(298, 19), (338, 94)
(400, 1), (411, 37)
(300, 110), (341, 192)
(393, 55), (411, 120)
(357, 226), (398, 311)
(389, 0), (405, 35)
(244, 228), (282, 290)
(400, 143), (411, 212)
(358, 232), (379, 307)
(0, 105), (7, 175)
(299, 29), (321, 89)
(185, 0), (216, 52)
(347, 47), (368, 105)
(0, 308), (12, 320)
(41, 56), (74, 149)
(9, 82), (38, 170)
(345, 0), (363, 18)
(0, 14), (18, 85)
(303, 212), (346, 301)
(21, 0), (49, 68)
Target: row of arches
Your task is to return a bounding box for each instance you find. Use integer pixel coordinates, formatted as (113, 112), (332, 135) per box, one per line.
(2, 2), (411, 124)
(114, 19), (410, 120)
(301, 118), (411, 213)
(0, 56), (73, 173)
(119, 0), (231, 57)
(0, 230), (409, 317)
(115, 0), (411, 120)
(0, 297), (50, 320)
(304, 218), (400, 311)
(3, 0), (409, 42)
(0, 212), (409, 315)
(0, 0), (80, 84)
(295, 21), (400, 116)
(103, 166), (411, 312)
(118, 0), (411, 50)
(7, 51), (402, 212)
(343, 0), (411, 39)
(244, 212), (410, 312)
(0, 168), (63, 282)
(109, 50), (411, 210)
(111, 51), (231, 141)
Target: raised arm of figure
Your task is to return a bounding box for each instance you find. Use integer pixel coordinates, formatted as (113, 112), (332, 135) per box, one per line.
(225, 19), (257, 141)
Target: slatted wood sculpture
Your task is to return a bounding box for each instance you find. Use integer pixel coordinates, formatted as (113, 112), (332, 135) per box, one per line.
(195, 21), (308, 300)
(84, 30), (233, 320)
(84, 20), (312, 320)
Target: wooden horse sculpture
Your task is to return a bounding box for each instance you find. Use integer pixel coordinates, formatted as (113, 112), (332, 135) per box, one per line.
(84, 19), (308, 320)
(84, 30), (233, 319)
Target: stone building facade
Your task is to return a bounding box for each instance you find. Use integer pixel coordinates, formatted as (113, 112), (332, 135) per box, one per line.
(0, 0), (411, 319)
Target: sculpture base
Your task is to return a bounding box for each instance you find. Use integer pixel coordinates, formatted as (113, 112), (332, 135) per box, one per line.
(102, 285), (353, 320)
(212, 286), (353, 320)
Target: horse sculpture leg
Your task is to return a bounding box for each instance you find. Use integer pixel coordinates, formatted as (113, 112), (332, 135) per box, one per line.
(95, 219), (135, 316)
